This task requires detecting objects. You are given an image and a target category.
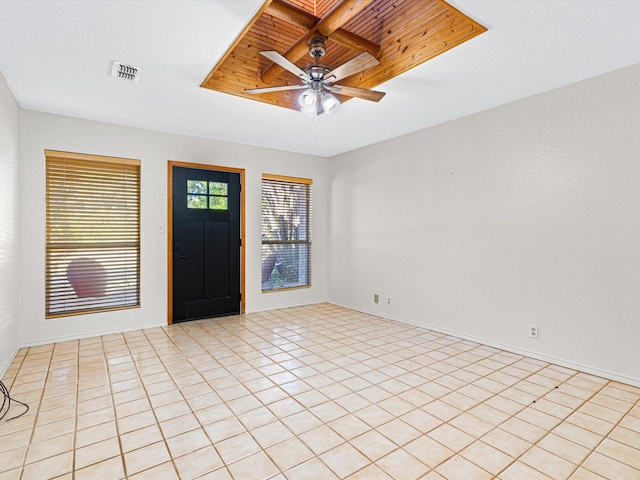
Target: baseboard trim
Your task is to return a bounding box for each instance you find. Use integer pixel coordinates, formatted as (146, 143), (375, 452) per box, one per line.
(19, 321), (166, 349)
(11, 302), (639, 389)
(330, 301), (640, 388)
(16, 301), (324, 349)
(0, 347), (19, 380)
(245, 301), (325, 315)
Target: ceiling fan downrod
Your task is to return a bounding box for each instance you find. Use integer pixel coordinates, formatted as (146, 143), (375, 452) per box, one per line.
(308, 37), (327, 60)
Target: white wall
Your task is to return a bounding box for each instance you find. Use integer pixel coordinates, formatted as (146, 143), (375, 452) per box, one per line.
(328, 64), (640, 386)
(0, 71), (20, 376)
(19, 111), (328, 345)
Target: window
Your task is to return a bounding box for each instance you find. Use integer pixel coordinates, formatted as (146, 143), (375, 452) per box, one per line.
(45, 150), (141, 317)
(261, 174), (312, 291)
(186, 180), (228, 210)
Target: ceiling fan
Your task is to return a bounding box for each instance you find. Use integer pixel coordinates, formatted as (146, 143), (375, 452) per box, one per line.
(246, 37), (385, 114)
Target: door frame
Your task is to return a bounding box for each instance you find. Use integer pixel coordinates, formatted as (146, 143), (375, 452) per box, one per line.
(167, 160), (245, 324)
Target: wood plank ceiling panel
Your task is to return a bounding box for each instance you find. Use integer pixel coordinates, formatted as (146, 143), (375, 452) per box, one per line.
(201, 0), (486, 111)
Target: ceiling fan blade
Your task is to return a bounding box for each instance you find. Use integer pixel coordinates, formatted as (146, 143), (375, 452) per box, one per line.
(259, 51), (309, 81)
(325, 84), (386, 102)
(245, 84), (307, 94)
(325, 52), (380, 83)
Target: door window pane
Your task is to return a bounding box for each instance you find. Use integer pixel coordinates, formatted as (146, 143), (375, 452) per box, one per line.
(187, 180), (207, 194)
(209, 182), (228, 196)
(187, 194), (208, 209)
(209, 196), (228, 210)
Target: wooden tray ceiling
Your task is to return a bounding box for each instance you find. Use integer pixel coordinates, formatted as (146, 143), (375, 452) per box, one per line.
(201, 0), (486, 111)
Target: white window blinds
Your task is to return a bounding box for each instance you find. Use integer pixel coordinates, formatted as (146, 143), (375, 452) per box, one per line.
(261, 174), (312, 291)
(45, 150), (141, 317)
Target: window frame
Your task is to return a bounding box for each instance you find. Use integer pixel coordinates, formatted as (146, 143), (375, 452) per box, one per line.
(45, 150), (141, 318)
(261, 174), (312, 292)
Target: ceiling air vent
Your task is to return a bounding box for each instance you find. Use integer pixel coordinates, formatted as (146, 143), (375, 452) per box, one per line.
(110, 61), (142, 83)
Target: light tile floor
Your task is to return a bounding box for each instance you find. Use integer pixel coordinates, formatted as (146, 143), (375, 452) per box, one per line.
(1, 303), (639, 479)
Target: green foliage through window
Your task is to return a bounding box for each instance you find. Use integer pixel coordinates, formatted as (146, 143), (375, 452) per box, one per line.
(187, 195), (208, 209)
(187, 180), (228, 210)
(209, 196), (228, 210)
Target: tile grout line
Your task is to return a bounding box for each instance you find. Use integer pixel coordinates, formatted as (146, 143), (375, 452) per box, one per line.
(138, 325), (188, 479)
(102, 334), (130, 480)
(18, 345), (55, 480)
(178, 318), (318, 478)
(2, 305), (639, 479)
(210, 315), (512, 477)
(492, 374), (610, 479)
(575, 393), (640, 477)
(71, 339), (79, 480)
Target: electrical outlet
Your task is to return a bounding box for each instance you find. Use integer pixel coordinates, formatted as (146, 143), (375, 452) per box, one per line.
(374, 294), (379, 304)
(387, 297), (392, 305)
(529, 324), (539, 339)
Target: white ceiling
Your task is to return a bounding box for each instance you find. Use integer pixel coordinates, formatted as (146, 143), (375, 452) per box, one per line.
(1, 1), (639, 158)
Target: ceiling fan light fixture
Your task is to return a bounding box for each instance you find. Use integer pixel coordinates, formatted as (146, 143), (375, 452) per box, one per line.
(321, 93), (340, 114)
(299, 88), (318, 114)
